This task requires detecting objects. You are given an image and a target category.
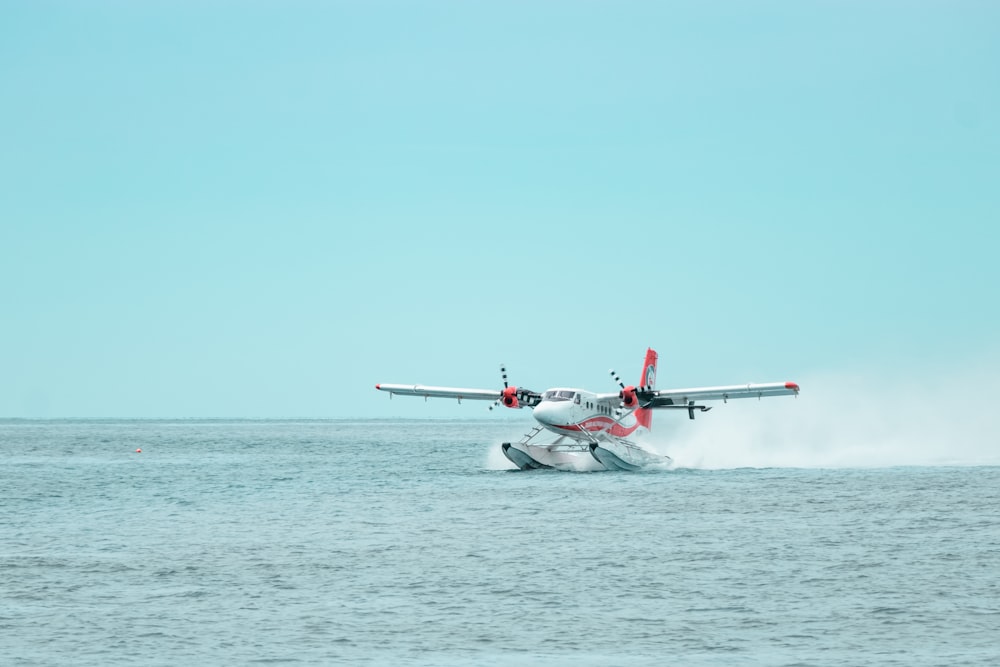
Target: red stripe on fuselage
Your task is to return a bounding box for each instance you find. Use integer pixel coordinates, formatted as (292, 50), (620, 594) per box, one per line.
(549, 416), (641, 438)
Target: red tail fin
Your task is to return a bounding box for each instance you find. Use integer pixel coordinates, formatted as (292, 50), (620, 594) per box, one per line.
(635, 348), (657, 430)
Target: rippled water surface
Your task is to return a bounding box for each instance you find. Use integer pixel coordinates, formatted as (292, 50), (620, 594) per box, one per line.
(2, 420), (998, 666)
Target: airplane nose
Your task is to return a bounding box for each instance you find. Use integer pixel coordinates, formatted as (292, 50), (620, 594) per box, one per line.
(532, 401), (554, 425)
(533, 401), (568, 427)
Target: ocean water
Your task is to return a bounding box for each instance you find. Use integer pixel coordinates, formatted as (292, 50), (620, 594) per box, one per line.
(2, 419), (998, 666)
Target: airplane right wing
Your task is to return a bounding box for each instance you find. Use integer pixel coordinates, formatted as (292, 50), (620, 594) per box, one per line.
(375, 383), (542, 408)
(375, 384), (501, 401)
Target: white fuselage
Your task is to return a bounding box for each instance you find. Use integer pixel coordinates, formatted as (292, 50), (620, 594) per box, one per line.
(530, 388), (644, 442)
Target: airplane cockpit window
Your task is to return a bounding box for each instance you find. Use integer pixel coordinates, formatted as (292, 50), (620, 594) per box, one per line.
(543, 390), (578, 402)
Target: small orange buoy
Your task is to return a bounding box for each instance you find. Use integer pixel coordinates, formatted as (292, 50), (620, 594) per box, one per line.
(135, 448), (142, 453)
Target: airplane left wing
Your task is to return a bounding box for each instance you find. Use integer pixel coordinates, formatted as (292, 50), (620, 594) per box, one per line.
(600, 381), (800, 419)
(644, 382), (800, 406)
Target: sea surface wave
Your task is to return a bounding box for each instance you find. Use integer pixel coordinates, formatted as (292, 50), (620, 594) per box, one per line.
(2, 420), (998, 666)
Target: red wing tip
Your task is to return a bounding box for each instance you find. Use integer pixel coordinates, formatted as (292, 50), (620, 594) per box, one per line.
(785, 382), (800, 391)
(375, 384), (381, 390)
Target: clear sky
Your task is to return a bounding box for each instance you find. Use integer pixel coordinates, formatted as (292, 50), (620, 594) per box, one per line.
(2, 1), (998, 419)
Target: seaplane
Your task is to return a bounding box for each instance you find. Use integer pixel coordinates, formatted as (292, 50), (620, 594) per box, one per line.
(375, 348), (800, 471)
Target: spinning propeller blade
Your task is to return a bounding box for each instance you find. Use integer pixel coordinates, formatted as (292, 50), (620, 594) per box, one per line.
(610, 369), (626, 416)
(490, 364), (508, 410)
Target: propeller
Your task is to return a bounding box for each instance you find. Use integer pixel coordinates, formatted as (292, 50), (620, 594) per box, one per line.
(490, 363), (523, 410)
(610, 368), (639, 417)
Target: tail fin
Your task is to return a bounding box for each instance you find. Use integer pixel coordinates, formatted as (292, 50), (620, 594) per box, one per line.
(635, 348), (657, 431)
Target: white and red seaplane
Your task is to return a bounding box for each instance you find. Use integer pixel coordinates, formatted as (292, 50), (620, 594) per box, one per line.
(376, 348), (799, 471)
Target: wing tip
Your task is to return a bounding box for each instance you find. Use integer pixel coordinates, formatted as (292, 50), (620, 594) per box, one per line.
(785, 382), (800, 392)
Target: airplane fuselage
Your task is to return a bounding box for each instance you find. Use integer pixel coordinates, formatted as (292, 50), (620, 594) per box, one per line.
(531, 388), (644, 442)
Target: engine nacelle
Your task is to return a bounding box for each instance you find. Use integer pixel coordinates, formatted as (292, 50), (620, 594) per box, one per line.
(501, 386), (520, 408)
(619, 385), (638, 408)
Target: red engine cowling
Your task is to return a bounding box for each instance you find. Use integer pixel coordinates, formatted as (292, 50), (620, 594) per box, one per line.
(501, 386), (520, 408)
(619, 385), (638, 407)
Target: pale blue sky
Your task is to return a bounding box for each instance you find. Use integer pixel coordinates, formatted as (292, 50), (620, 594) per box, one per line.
(2, 1), (998, 418)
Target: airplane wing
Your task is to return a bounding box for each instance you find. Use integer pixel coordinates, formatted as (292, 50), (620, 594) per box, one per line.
(643, 381), (800, 407)
(375, 384), (501, 401)
(596, 381), (799, 419)
(375, 383), (543, 408)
